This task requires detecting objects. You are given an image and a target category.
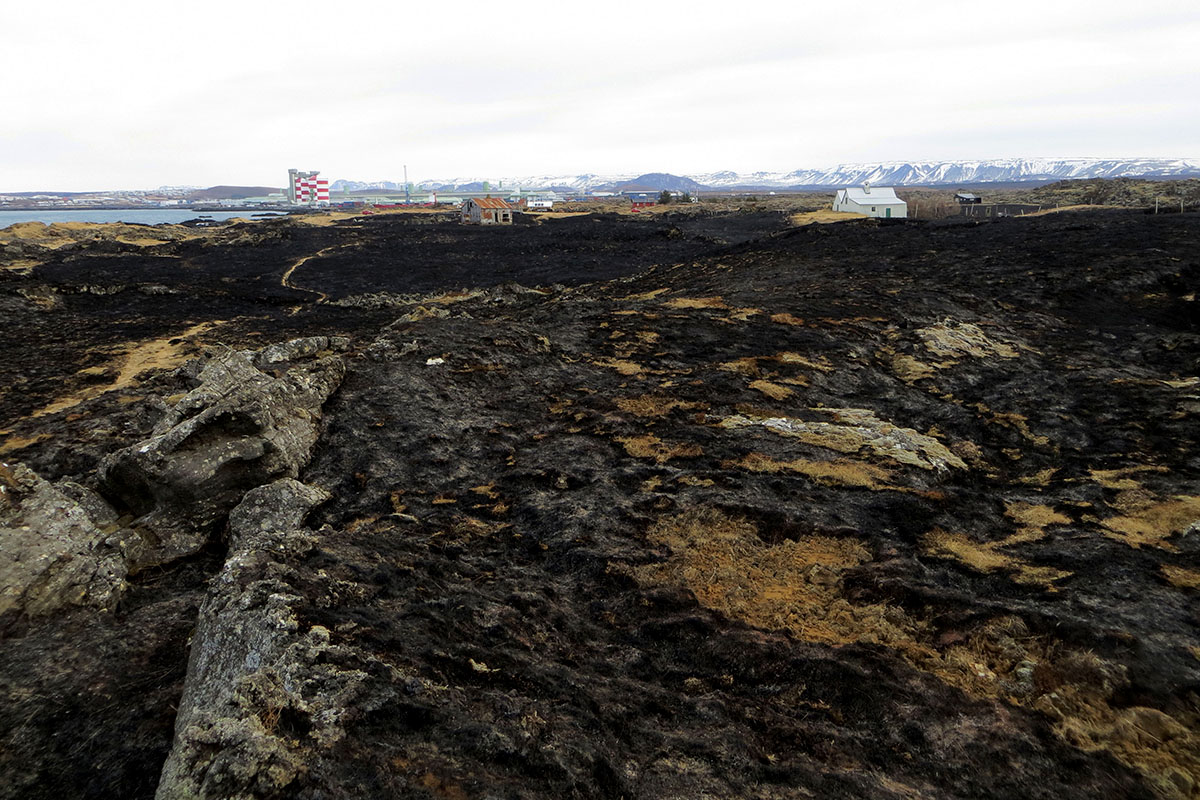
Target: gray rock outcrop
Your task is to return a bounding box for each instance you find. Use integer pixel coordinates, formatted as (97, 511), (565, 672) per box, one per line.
(97, 345), (345, 570)
(0, 462), (126, 621)
(156, 479), (397, 800)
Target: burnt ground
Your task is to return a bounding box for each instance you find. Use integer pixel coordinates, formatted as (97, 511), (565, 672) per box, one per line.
(0, 210), (789, 426)
(1, 208), (1198, 799)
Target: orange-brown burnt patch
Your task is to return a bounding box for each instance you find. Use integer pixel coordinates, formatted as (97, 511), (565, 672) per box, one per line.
(661, 296), (729, 310)
(615, 395), (705, 418)
(636, 508), (1200, 794)
(634, 508), (916, 648)
(726, 452), (894, 490)
(769, 312), (806, 326)
(617, 434), (703, 464)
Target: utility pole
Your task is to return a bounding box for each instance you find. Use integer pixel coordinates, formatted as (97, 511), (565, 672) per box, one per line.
(404, 165), (410, 205)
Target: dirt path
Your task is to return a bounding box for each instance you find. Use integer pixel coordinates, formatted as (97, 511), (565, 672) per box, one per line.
(281, 246), (346, 303)
(31, 322), (218, 418)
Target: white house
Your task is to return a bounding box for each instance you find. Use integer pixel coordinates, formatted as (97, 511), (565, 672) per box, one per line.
(832, 183), (908, 218)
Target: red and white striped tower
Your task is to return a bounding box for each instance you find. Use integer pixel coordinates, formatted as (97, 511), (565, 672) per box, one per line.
(287, 169), (326, 206)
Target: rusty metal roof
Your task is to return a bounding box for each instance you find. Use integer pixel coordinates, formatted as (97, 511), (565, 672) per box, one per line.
(470, 198), (512, 209)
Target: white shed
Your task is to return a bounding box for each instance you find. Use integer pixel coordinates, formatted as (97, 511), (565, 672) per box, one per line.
(832, 183), (908, 218)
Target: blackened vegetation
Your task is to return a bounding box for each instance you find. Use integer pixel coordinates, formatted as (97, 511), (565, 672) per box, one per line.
(1, 208), (1198, 799)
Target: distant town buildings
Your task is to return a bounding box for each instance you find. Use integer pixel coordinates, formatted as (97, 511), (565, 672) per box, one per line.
(287, 169), (329, 206)
(833, 183), (908, 218)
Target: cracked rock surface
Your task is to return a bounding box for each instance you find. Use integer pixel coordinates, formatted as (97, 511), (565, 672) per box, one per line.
(97, 345), (344, 569)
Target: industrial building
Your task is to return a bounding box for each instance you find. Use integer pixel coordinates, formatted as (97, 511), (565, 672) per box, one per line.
(288, 169), (329, 206)
(832, 183), (907, 218)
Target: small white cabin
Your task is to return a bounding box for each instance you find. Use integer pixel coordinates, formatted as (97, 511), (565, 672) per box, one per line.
(833, 183), (907, 218)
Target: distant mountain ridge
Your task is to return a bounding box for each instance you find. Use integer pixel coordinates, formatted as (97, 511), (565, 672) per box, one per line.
(187, 186), (281, 201)
(332, 158), (1200, 194)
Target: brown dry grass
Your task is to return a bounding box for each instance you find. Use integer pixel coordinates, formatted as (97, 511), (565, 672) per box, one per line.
(0, 433), (52, 455)
(789, 210), (866, 225)
(1102, 494), (1200, 549)
(677, 475), (715, 487)
(972, 404), (1051, 446)
(1004, 502), (1071, 543)
(620, 288), (669, 302)
(1015, 467), (1059, 486)
(918, 321), (1019, 360)
(769, 313), (806, 326)
(922, 527), (1071, 588)
(33, 322), (217, 418)
(1034, 679), (1200, 800)
(615, 395), (704, 418)
(722, 307), (762, 322)
(1162, 565), (1200, 590)
(592, 358), (644, 376)
(639, 507), (1199, 795)
(295, 211), (367, 226)
(891, 353), (937, 382)
(717, 357), (760, 376)
(617, 434), (703, 463)
(635, 508), (915, 648)
(0, 220), (206, 250)
(749, 380), (793, 400)
(774, 351), (833, 372)
(1, 259), (42, 274)
(1089, 465), (1169, 490)
(661, 296), (729, 310)
(1024, 204), (1114, 217)
(728, 452), (893, 490)
(421, 289), (485, 305)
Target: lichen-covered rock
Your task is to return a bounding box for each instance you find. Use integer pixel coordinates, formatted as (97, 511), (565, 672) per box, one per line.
(156, 479), (400, 800)
(250, 335), (349, 368)
(0, 462), (126, 621)
(97, 347), (344, 570)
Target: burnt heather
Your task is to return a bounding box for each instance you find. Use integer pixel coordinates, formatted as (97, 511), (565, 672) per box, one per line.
(1, 208), (1198, 799)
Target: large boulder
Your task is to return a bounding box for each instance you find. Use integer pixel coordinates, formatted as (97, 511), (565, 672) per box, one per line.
(97, 345), (344, 570)
(0, 462), (126, 623)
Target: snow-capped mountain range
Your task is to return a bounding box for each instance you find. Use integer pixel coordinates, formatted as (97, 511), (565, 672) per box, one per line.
(331, 158), (1200, 194)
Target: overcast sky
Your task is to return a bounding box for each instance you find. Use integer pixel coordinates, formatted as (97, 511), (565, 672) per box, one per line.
(3, 0), (1198, 191)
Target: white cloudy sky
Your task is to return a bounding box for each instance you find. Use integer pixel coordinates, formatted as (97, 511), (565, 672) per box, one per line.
(3, 0), (1197, 190)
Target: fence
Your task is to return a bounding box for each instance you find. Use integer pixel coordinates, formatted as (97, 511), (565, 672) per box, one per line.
(960, 203), (1042, 218)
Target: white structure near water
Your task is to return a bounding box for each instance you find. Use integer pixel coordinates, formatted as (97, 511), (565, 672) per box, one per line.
(833, 183), (907, 218)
